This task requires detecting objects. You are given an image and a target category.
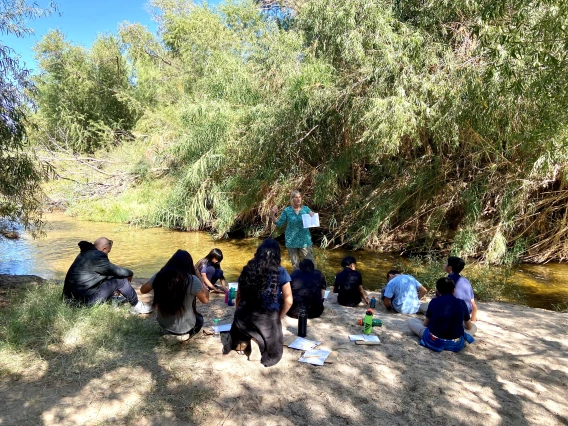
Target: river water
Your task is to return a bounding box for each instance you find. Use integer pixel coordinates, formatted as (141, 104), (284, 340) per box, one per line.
(1, 212), (567, 310)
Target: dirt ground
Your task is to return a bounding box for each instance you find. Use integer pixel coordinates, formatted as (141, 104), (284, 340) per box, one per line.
(1, 276), (567, 425)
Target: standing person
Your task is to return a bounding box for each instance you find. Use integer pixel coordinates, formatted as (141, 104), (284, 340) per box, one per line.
(141, 250), (209, 341)
(223, 239), (293, 367)
(407, 277), (475, 352)
(269, 190), (316, 269)
(287, 259), (327, 319)
(333, 256), (369, 307)
(62, 237), (152, 314)
(194, 248), (227, 294)
(382, 270), (427, 314)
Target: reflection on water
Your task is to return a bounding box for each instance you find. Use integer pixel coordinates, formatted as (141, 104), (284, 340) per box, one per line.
(1, 213), (567, 310)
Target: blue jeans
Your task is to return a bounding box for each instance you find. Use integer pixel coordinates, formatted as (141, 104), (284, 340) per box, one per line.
(85, 278), (139, 306)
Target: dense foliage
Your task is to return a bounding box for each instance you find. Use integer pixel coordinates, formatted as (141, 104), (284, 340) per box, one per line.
(0, 0), (55, 236)
(34, 0), (568, 263)
(33, 30), (139, 153)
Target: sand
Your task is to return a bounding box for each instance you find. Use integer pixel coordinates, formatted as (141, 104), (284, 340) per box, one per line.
(1, 277), (567, 425)
(135, 286), (568, 426)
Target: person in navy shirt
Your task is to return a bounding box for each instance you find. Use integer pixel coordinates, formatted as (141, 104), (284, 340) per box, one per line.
(419, 256), (477, 334)
(408, 277), (475, 352)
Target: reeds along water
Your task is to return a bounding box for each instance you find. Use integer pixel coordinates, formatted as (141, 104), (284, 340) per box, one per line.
(1, 213), (567, 311)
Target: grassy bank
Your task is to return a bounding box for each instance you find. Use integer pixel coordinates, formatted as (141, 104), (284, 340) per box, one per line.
(0, 283), (214, 423)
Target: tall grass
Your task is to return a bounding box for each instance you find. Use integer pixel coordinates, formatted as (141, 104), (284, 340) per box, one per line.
(36, 0), (568, 263)
(0, 283), (160, 378)
(396, 256), (524, 304)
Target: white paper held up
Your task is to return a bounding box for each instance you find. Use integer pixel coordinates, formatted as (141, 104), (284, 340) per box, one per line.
(302, 213), (320, 228)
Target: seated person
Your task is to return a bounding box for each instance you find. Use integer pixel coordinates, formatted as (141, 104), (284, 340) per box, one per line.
(419, 256), (477, 335)
(382, 270), (426, 314)
(287, 259), (326, 319)
(141, 250), (209, 341)
(407, 277), (475, 352)
(62, 237), (152, 314)
(223, 239), (292, 367)
(333, 256), (369, 307)
(194, 248), (227, 293)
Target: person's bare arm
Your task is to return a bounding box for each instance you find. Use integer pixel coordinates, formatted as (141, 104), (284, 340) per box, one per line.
(470, 299), (478, 321)
(200, 272), (216, 292)
(140, 282), (152, 294)
(196, 288), (209, 304)
(280, 283), (293, 320)
(359, 285), (369, 305)
(269, 206), (279, 223)
(418, 286), (427, 299)
(383, 297), (392, 309)
(464, 319), (473, 330)
(423, 317), (430, 327)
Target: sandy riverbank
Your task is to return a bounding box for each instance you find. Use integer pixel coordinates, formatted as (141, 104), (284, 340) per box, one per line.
(1, 275), (567, 425)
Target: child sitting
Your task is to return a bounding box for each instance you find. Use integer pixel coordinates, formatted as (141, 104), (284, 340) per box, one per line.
(407, 277), (475, 352)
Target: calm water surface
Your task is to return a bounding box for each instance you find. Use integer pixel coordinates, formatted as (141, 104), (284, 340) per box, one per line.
(1, 213), (567, 310)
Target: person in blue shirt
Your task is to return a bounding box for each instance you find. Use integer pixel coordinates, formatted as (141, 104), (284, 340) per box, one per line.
(269, 190), (316, 269)
(382, 270), (427, 314)
(223, 239), (293, 367)
(408, 277), (475, 352)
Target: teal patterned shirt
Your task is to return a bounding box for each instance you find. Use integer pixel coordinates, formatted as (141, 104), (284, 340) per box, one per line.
(276, 205), (313, 248)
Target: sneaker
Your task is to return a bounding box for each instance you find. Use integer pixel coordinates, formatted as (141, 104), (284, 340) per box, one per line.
(130, 301), (153, 315)
(162, 333), (190, 342)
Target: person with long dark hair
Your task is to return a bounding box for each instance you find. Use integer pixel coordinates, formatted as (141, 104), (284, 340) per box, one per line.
(194, 248), (227, 293)
(141, 250), (209, 341)
(223, 239), (293, 367)
(287, 259), (326, 319)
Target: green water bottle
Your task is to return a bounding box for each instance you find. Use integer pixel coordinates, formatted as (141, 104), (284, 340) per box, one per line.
(363, 309), (373, 335)
(228, 287), (236, 306)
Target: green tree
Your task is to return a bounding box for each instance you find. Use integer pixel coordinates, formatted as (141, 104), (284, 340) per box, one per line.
(33, 30), (139, 153)
(0, 0), (56, 236)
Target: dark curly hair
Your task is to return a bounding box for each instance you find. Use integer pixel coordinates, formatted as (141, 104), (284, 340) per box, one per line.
(238, 239), (282, 303)
(152, 249), (197, 318)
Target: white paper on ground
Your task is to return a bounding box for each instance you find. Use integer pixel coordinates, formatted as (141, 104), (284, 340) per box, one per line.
(324, 290), (330, 299)
(299, 349), (331, 366)
(348, 334), (380, 342)
(228, 282), (238, 290)
(302, 213), (320, 228)
(211, 323), (232, 333)
(288, 337), (321, 350)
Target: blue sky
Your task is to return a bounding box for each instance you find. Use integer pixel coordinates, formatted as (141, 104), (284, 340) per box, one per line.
(4, 0), (222, 71)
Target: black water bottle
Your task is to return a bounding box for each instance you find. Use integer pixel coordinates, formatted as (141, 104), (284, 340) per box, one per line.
(297, 307), (307, 338)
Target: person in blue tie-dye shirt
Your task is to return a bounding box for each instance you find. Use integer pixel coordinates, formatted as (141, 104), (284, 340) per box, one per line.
(382, 270), (427, 314)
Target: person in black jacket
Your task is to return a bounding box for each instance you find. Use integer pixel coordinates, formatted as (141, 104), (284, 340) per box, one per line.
(62, 237), (152, 314)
